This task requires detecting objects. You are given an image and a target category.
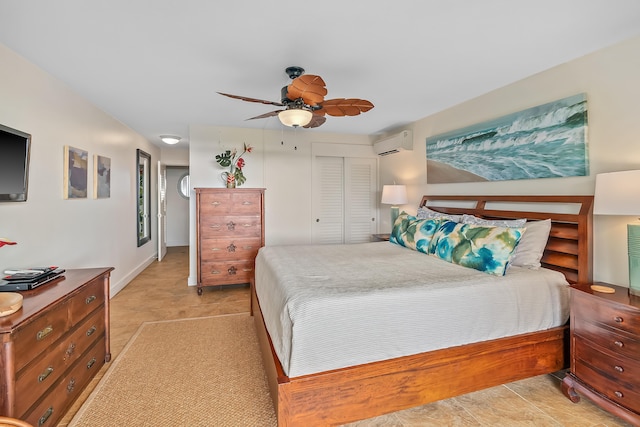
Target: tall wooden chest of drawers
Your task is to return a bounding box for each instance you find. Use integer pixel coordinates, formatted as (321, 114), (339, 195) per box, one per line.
(0, 268), (112, 426)
(562, 283), (640, 425)
(195, 188), (265, 295)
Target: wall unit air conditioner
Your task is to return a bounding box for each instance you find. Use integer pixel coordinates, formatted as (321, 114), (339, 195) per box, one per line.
(373, 130), (413, 156)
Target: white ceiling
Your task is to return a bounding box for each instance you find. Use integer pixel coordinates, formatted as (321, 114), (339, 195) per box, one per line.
(2, 1), (640, 147)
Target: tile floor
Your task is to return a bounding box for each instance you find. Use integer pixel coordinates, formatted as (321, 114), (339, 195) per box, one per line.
(57, 246), (633, 426)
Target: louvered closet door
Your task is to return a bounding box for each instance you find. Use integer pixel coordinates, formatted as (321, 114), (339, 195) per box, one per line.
(313, 156), (377, 244)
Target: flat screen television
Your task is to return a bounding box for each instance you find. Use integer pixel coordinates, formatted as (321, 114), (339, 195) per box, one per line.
(0, 124), (31, 202)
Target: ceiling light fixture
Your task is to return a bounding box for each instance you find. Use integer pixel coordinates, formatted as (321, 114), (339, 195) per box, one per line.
(160, 135), (181, 145)
(278, 109), (313, 128)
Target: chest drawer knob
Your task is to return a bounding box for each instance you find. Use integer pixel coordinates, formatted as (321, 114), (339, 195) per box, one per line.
(38, 406), (53, 427)
(36, 325), (54, 341)
(65, 342), (76, 360)
(614, 391), (624, 398)
(614, 365), (624, 373)
(614, 340), (624, 348)
(227, 221), (236, 230)
(66, 377), (76, 393)
(38, 366), (54, 383)
(614, 316), (623, 323)
(228, 266), (237, 275)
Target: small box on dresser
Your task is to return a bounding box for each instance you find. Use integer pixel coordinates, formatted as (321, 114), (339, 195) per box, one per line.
(195, 188), (265, 295)
(562, 282), (640, 426)
(0, 268), (113, 427)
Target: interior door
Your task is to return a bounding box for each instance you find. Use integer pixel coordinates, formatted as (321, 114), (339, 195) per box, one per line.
(157, 161), (167, 261)
(312, 156), (377, 244)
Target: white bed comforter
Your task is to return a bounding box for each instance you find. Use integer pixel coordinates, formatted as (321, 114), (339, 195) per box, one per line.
(255, 241), (569, 378)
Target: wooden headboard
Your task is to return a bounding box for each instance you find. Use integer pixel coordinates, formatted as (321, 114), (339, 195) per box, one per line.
(419, 195), (593, 284)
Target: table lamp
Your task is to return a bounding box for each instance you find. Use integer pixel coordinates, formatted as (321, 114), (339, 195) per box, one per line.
(381, 184), (408, 227)
(593, 170), (640, 296)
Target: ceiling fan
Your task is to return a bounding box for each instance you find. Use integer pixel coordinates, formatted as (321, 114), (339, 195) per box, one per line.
(218, 66), (374, 128)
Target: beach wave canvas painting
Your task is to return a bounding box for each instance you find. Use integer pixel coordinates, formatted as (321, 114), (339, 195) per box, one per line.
(426, 93), (588, 183)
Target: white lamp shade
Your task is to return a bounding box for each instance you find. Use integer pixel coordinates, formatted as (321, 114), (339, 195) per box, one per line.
(278, 109), (313, 127)
(160, 135), (181, 145)
(381, 185), (408, 205)
(593, 170), (640, 215)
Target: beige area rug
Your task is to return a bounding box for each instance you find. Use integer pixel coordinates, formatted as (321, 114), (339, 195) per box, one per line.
(69, 314), (277, 427)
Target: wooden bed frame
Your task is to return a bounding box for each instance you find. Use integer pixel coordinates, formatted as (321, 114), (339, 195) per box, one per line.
(251, 195), (593, 426)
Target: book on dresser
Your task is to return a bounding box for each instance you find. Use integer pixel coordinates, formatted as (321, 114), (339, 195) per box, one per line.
(562, 282), (640, 426)
(0, 267), (113, 427)
(195, 188), (265, 295)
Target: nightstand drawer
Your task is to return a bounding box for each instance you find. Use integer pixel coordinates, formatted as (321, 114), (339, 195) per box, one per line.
(572, 289), (640, 335)
(573, 361), (640, 412)
(574, 316), (640, 361)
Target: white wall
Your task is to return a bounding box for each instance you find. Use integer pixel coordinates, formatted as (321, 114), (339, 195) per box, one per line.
(166, 167), (190, 246)
(187, 125), (373, 285)
(0, 43), (160, 295)
(379, 35), (640, 287)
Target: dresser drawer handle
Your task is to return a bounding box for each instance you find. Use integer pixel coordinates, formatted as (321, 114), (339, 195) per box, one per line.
(614, 316), (623, 323)
(87, 357), (97, 369)
(242, 201), (252, 205)
(210, 224), (221, 229)
(210, 247), (221, 251)
(38, 366), (54, 383)
(228, 266), (237, 275)
(243, 223), (253, 227)
(614, 340), (624, 348)
(86, 326), (97, 336)
(211, 201), (221, 206)
(38, 406), (53, 427)
(67, 377), (76, 393)
(227, 221), (236, 230)
(210, 269), (221, 275)
(243, 268), (253, 272)
(614, 365), (624, 373)
(86, 295), (97, 304)
(243, 245), (254, 250)
(614, 391), (623, 398)
(37, 325), (53, 341)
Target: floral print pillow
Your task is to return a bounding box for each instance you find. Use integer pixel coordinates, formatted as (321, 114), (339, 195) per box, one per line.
(428, 220), (525, 276)
(390, 213), (443, 254)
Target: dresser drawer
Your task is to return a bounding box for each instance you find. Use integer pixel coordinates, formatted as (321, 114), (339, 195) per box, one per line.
(574, 341), (640, 413)
(69, 277), (105, 323)
(12, 301), (71, 373)
(199, 237), (261, 262)
(200, 260), (254, 285)
(572, 290), (640, 335)
(199, 216), (261, 239)
(574, 315), (640, 361)
(14, 308), (105, 416)
(199, 192), (261, 215)
(22, 340), (106, 426)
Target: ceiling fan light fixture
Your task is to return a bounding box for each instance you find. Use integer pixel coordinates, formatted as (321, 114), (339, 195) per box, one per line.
(160, 135), (181, 145)
(278, 109), (313, 128)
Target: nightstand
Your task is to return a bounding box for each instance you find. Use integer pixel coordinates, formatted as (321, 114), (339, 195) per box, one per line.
(562, 283), (640, 425)
(371, 233), (390, 242)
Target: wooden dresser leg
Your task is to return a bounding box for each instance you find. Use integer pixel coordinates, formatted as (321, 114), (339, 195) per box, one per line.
(561, 375), (581, 403)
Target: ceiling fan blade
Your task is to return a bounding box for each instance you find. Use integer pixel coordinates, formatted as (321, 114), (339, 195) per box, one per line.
(218, 92), (283, 107)
(286, 75), (328, 106)
(303, 114), (327, 128)
(246, 110), (283, 120)
(319, 98), (374, 117)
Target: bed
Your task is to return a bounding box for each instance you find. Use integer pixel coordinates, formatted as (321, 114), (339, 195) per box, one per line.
(251, 195), (593, 426)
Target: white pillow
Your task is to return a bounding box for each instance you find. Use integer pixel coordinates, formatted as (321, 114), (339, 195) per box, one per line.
(509, 219), (552, 269)
(462, 214), (527, 228)
(416, 206), (462, 222)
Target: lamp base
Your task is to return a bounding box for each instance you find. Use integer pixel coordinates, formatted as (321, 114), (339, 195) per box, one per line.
(628, 224), (640, 296)
(390, 206), (400, 228)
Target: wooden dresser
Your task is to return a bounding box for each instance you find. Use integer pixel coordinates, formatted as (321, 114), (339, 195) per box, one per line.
(562, 283), (640, 425)
(195, 188), (265, 295)
(0, 268), (112, 427)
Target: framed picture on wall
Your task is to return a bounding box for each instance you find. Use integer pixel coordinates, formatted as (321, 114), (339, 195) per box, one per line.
(93, 154), (111, 198)
(63, 145), (88, 199)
